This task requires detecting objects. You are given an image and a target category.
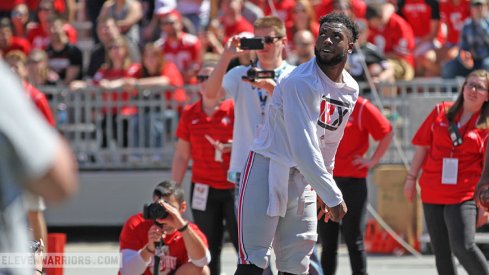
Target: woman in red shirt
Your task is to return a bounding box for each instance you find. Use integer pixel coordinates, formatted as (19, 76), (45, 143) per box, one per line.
(93, 36), (141, 149)
(124, 42), (186, 148)
(171, 63), (238, 275)
(404, 70), (489, 275)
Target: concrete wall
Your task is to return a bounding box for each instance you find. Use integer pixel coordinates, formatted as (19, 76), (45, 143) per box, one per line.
(45, 170), (192, 226)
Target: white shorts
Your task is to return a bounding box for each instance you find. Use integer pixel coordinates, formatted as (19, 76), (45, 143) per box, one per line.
(23, 191), (46, 211)
(237, 152), (317, 274)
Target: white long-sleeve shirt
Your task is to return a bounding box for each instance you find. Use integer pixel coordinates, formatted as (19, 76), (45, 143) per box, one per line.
(251, 58), (359, 208)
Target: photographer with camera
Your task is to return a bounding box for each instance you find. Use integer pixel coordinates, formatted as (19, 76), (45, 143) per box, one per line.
(204, 15), (295, 202)
(119, 181), (211, 275)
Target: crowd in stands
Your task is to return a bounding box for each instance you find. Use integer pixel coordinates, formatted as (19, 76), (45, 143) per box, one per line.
(0, 0), (487, 95)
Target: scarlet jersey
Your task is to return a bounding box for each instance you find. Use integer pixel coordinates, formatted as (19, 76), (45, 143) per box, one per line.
(413, 102), (489, 204)
(221, 17), (254, 43)
(93, 63), (142, 115)
(286, 21), (319, 42)
(24, 81), (55, 126)
(368, 13), (415, 66)
(440, 0), (471, 44)
(159, 61), (186, 104)
(0, 0), (22, 11)
(176, 99), (235, 189)
(313, 0), (366, 20)
(334, 97), (392, 178)
(27, 23), (77, 49)
(263, 0), (296, 25)
(2, 37), (31, 56)
(25, 0), (66, 13)
(156, 33), (201, 73)
(398, 0), (441, 40)
(119, 213), (208, 275)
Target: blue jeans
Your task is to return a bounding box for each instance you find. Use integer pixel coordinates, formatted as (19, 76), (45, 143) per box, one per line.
(442, 56), (489, 79)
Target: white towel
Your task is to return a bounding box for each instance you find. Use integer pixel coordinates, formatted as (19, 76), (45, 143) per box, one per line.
(267, 159), (290, 217)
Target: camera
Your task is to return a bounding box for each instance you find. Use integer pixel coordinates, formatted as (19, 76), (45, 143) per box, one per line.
(239, 37), (264, 50)
(30, 240), (41, 252)
(242, 60), (275, 82)
(143, 202), (168, 220)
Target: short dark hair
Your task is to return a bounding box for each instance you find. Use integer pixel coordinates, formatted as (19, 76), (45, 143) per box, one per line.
(153, 181), (185, 203)
(0, 18), (12, 30)
(319, 12), (359, 43)
(365, 4), (383, 20)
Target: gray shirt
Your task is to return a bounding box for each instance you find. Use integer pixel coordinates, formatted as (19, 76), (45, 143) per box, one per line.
(0, 61), (58, 274)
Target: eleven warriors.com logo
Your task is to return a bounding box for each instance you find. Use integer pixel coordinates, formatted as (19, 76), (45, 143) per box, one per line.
(318, 96), (350, 131)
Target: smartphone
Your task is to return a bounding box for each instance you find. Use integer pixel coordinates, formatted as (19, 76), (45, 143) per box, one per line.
(240, 37), (264, 50)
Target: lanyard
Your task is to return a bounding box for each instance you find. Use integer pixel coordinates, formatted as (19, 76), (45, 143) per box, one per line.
(254, 62), (287, 117)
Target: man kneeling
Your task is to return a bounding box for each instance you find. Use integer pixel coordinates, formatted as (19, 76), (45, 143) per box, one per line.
(119, 180), (211, 275)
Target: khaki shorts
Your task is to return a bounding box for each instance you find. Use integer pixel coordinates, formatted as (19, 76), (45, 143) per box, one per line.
(388, 58), (415, 80)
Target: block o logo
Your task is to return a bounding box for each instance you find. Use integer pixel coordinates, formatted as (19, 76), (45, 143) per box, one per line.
(317, 96), (350, 131)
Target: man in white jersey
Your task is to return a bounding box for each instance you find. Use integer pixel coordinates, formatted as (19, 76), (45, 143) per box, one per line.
(234, 13), (360, 275)
(204, 16), (296, 193)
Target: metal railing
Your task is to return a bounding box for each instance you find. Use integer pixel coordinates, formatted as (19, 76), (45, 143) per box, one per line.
(39, 78), (463, 170)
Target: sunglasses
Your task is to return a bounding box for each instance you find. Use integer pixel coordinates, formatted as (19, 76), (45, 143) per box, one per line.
(260, 36), (284, 44)
(197, 75), (209, 83)
(161, 20), (177, 25)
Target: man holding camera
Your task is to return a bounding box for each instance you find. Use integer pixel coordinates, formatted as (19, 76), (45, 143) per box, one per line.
(119, 181), (211, 275)
(205, 15), (295, 201)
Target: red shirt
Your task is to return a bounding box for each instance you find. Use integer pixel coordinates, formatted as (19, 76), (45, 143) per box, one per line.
(119, 213), (208, 275)
(24, 81), (55, 126)
(413, 102), (489, 204)
(399, 0), (441, 40)
(2, 36), (31, 55)
(0, 0), (22, 11)
(221, 17), (254, 43)
(176, 99), (234, 189)
(440, 0), (471, 45)
(334, 97), (392, 178)
(313, 0), (366, 20)
(160, 61), (186, 104)
(25, 0), (66, 13)
(93, 64), (142, 115)
(368, 13), (416, 66)
(27, 23), (77, 49)
(158, 33), (201, 74)
(264, 0), (296, 25)
(286, 21), (320, 42)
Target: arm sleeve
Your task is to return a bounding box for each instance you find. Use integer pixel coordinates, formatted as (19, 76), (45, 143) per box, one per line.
(412, 104), (440, 146)
(175, 107), (191, 141)
(362, 100), (392, 141)
(222, 66), (245, 99)
(120, 249), (151, 275)
(281, 79), (343, 207)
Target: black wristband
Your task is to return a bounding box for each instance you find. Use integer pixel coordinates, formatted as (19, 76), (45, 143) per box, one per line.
(36, 269), (43, 274)
(145, 245), (155, 254)
(177, 222), (189, 232)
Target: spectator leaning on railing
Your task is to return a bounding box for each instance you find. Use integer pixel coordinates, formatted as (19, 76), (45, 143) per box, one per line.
(86, 16), (140, 78)
(45, 16), (83, 86)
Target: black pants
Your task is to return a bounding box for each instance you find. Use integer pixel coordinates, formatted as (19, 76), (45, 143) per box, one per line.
(423, 201), (489, 275)
(318, 177), (368, 275)
(191, 183), (239, 275)
(101, 114), (131, 148)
